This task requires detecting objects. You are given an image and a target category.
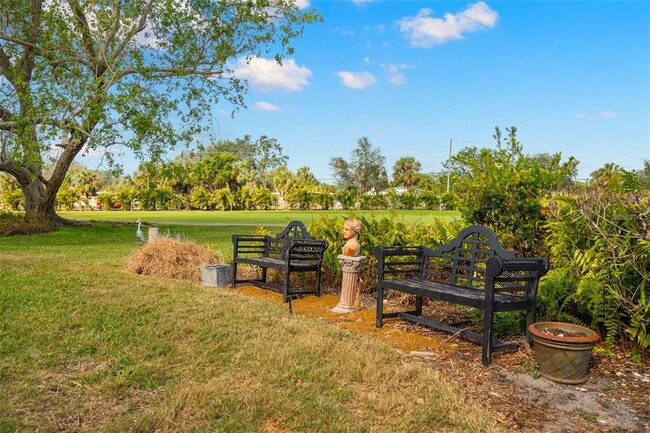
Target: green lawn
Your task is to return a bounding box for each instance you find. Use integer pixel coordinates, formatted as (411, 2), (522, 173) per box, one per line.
(58, 209), (461, 226)
(0, 224), (499, 432)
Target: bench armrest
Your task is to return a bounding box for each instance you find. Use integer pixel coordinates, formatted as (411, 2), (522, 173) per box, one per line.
(485, 256), (550, 298)
(232, 234), (270, 258)
(374, 245), (424, 280)
(489, 256), (549, 276)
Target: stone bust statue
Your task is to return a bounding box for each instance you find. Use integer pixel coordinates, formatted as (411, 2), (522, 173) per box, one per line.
(341, 218), (361, 257)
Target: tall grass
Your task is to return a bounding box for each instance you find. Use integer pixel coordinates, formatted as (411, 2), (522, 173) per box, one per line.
(0, 225), (500, 432)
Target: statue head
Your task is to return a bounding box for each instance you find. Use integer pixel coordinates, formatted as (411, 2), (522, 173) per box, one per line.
(343, 218), (361, 240)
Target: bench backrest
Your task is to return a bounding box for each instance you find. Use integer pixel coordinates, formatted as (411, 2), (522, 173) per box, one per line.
(267, 221), (315, 259)
(422, 225), (516, 289)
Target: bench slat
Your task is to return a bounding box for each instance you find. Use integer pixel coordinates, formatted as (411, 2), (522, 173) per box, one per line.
(381, 279), (531, 310)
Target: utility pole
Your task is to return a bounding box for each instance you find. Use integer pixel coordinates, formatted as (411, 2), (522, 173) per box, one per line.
(446, 139), (452, 193)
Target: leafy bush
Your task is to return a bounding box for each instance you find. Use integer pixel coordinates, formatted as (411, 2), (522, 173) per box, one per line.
(452, 126), (577, 256)
(468, 309), (527, 338)
(0, 212), (53, 236)
(96, 191), (116, 211)
(543, 187), (650, 356)
(535, 268), (585, 325)
(309, 214), (465, 293)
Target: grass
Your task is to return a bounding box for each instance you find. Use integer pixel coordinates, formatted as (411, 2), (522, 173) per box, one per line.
(574, 408), (598, 423)
(0, 224), (500, 432)
(58, 209), (461, 226)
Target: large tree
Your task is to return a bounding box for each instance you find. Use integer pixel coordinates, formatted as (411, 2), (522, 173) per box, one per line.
(0, 0), (318, 223)
(188, 135), (289, 189)
(329, 136), (388, 195)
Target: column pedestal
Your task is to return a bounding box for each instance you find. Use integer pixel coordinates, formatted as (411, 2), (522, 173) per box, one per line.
(332, 254), (367, 314)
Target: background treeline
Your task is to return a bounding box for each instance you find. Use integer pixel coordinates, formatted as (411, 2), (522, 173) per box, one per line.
(0, 133), (483, 213)
(1, 130), (647, 218)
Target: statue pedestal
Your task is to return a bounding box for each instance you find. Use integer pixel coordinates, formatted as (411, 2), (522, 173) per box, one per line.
(332, 254), (367, 314)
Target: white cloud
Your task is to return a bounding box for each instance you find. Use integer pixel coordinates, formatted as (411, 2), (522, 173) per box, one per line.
(398, 2), (498, 47)
(254, 101), (281, 112)
(336, 71), (376, 89)
(352, 0), (373, 5)
(233, 57), (312, 92)
(295, 0), (310, 9)
(381, 63), (411, 85)
(576, 111), (619, 121)
(333, 26), (355, 37)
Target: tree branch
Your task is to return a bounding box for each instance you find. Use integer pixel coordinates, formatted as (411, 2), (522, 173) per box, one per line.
(17, 0), (42, 89)
(117, 66), (226, 81)
(67, 0), (98, 66)
(101, 0), (122, 60)
(110, 0), (154, 62)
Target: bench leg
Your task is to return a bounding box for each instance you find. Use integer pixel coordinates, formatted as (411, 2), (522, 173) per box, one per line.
(376, 285), (384, 328)
(525, 307), (536, 346)
(261, 267), (267, 284)
(231, 261), (238, 288)
(482, 308), (494, 366)
(315, 268), (322, 297)
(282, 267), (291, 303)
(415, 295), (423, 316)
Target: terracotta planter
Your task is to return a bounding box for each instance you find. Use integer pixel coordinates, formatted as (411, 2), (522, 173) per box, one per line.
(529, 321), (600, 384)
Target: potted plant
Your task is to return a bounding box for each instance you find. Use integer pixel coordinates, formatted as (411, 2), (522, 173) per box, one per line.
(528, 321), (600, 384)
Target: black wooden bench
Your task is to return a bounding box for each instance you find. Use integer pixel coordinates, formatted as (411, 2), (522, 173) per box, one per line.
(231, 221), (329, 303)
(374, 225), (549, 365)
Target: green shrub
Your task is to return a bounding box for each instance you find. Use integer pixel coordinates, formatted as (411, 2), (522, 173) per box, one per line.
(543, 187), (650, 355)
(452, 126), (577, 257)
(468, 309), (527, 338)
(309, 214), (465, 293)
(535, 268), (586, 325)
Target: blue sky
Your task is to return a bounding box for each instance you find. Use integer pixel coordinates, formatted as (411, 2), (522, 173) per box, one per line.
(113, 0), (650, 182)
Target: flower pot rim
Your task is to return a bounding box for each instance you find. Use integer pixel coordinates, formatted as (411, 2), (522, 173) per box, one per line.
(529, 321), (600, 344)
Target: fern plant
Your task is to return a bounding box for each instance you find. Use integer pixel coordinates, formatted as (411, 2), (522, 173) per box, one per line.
(543, 187), (650, 360)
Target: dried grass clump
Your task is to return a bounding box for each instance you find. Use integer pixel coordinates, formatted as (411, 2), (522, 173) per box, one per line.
(126, 237), (224, 282)
(0, 212), (53, 237)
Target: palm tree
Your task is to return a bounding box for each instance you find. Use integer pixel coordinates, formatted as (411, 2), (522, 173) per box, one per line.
(590, 163), (624, 189)
(271, 166), (294, 210)
(214, 188), (235, 211)
(393, 157), (422, 191)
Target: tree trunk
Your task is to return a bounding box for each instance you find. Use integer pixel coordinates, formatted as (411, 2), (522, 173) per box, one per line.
(19, 175), (71, 226)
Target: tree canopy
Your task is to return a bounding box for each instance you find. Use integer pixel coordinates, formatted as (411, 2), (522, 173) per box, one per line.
(392, 156), (422, 190)
(0, 0), (319, 223)
(329, 137), (388, 195)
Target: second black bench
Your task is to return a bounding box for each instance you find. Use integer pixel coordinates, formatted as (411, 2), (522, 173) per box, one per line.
(232, 221), (329, 302)
(374, 225), (549, 365)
